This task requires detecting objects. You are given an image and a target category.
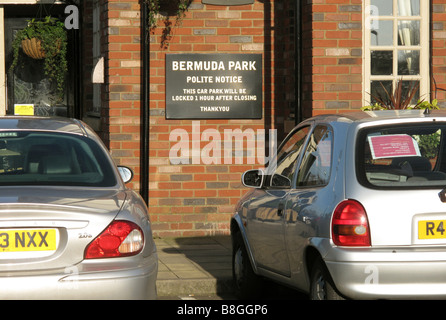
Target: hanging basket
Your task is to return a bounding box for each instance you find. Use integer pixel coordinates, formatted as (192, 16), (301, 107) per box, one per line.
(21, 38), (45, 60)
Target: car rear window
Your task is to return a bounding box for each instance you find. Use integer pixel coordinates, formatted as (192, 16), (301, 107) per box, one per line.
(357, 123), (446, 189)
(0, 131), (117, 187)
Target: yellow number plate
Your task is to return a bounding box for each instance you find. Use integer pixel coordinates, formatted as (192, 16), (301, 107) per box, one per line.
(418, 220), (446, 239)
(0, 229), (57, 252)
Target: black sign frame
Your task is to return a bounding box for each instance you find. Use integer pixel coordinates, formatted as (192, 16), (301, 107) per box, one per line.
(165, 53), (262, 120)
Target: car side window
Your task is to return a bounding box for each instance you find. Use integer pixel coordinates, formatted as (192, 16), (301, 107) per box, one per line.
(268, 126), (310, 188)
(296, 125), (333, 187)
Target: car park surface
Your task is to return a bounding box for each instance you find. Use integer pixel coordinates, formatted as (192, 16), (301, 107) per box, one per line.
(231, 110), (446, 299)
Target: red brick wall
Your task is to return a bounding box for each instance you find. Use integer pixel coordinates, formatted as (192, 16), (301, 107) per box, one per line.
(150, 1), (261, 237)
(303, 1), (363, 118)
(105, 0), (143, 191)
(147, 0), (296, 237)
(432, 1), (446, 107)
(99, 0), (446, 237)
(302, 1), (446, 115)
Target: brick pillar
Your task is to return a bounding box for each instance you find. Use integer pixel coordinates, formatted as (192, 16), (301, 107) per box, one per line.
(432, 1), (446, 107)
(304, 2), (363, 116)
(106, 0), (142, 190)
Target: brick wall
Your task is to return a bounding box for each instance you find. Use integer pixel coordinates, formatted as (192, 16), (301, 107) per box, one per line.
(147, 0), (296, 237)
(105, 0), (143, 192)
(432, 1), (446, 107)
(98, 0), (446, 237)
(303, 0), (363, 118)
(302, 0), (446, 115)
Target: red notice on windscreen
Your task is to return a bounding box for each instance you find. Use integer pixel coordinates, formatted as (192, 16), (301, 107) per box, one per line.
(368, 134), (421, 159)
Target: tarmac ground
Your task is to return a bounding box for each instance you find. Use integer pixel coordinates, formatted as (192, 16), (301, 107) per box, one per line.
(155, 235), (307, 300)
(155, 235), (234, 298)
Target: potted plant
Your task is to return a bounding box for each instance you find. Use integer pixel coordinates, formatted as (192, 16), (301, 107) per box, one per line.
(362, 80), (440, 111)
(10, 16), (68, 102)
(145, 0), (192, 47)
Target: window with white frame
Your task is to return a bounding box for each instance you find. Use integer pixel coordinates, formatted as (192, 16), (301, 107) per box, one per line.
(364, 0), (429, 107)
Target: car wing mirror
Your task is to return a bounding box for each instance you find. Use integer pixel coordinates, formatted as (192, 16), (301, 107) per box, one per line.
(118, 166), (134, 183)
(242, 169), (264, 188)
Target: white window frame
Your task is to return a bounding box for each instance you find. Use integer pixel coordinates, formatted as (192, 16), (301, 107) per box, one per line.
(363, 0), (430, 106)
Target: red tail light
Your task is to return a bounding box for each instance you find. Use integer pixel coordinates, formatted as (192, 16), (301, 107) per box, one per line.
(85, 221), (144, 259)
(332, 200), (371, 247)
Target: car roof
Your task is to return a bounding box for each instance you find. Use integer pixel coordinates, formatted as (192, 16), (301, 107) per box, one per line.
(306, 110), (446, 125)
(0, 116), (88, 136)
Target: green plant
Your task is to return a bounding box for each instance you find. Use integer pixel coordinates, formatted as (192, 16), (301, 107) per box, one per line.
(362, 80), (441, 111)
(362, 98), (440, 111)
(10, 16), (68, 102)
(146, 0), (160, 30)
(145, 0), (192, 47)
(361, 80), (422, 111)
(415, 131), (441, 159)
(416, 98), (440, 110)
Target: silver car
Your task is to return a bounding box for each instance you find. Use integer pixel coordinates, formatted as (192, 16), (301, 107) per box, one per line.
(232, 110), (446, 299)
(0, 117), (157, 299)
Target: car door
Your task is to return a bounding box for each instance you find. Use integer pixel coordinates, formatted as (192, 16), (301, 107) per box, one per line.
(284, 125), (334, 288)
(246, 125), (311, 276)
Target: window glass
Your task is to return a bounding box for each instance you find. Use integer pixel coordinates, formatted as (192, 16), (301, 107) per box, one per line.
(371, 0), (393, 15)
(358, 124), (446, 189)
(371, 0), (420, 16)
(370, 20), (393, 46)
(370, 80), (392, 105)
(0, 132), (117, 187)
(398, 0), (420, 16)
(296, 125), (333, 187)
(398, 50), (420, 75)
(269, 126), (310, 188)
(401, 80), (420, 104)
(398, 21), (420, 46)
(371, 51), (393, 75)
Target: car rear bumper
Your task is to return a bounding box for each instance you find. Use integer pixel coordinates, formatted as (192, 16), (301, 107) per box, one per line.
(0, 253), (158, 300)
(324, 246), (446, 299)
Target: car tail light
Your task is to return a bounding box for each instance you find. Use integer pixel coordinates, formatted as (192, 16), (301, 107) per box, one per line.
(85, 221), (144, 259)
(332, 200), (371, 247)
